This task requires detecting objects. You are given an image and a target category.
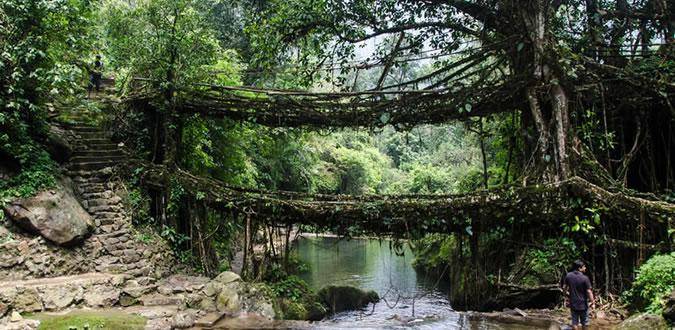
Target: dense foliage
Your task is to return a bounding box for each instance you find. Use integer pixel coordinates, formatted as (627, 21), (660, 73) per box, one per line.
(625, 252), (675, 313)
(0, 0), (93, 204)
(1, 0), (672, 315)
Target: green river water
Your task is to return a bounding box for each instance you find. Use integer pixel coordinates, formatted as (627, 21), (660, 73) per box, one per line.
(294, 236), (553, 329)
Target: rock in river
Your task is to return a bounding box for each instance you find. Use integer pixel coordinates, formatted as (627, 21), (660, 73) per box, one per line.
(317, 285), (380, 314)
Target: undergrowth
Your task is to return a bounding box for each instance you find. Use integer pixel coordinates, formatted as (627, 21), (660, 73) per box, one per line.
(624, 252), (675, 314)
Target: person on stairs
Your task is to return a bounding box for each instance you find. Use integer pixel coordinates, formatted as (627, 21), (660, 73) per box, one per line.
(88, 55), (104, 97)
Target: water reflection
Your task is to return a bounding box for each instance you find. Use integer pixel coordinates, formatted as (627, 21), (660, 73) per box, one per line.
(215, 236), (556, 329)
(295, 236), (463, 328)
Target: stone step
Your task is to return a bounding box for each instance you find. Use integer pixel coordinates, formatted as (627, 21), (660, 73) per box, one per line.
(88, 204), (123, 214)
(98, 218), (119, 226)
(85, 197), (122, 208)
(77, 183), (112, 194)
(72, 175), (109, 184)
(73, 130), (107, 137)
(92, 211), (120, 219)
(81, 191), (113, 200)
(73, 131), (109, 140)
(139, 293), (184, 307)
(69, 167), (115, 178)
(95, 229), (131, 239)
(68, 160), (120, 171)
(65, 125), (101, 133)
(101, 222), (131, 232)
(71, 155), (125, 164)
(195, 312), (228, 328)
(76, 138), (113, 145)
(72, 149), (124, 158)
(76, 143), (121, 151)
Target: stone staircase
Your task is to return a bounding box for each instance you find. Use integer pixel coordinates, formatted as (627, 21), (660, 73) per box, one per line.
(0, 119), (176, 280)
(1, 112), (276, 328)
(65, 124), (127, 235)
(62, 122), (178, 277)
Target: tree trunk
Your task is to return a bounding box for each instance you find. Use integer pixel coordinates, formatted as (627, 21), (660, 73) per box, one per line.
(551, 83), (570, 179)
(191, 198), (218, 276)
(519, 1), (574, 182)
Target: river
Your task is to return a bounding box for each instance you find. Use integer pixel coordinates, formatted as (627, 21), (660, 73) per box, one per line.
(295, 236), (546, 329)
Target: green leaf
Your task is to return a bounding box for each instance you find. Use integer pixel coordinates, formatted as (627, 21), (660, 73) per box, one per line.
(379, 112), (390, 124)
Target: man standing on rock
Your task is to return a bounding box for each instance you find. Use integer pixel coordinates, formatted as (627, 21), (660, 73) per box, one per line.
(562, 260), (595, 330)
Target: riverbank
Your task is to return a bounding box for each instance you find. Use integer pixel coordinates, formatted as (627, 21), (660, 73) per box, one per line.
(468, 308), (623, 329)
(0, 306), (625, 329)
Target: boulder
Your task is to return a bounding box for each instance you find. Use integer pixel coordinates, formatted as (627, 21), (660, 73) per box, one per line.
(83, 285), (120, 307)
(214, 271), (241, 285)
(215, 284), (240, 313)
(44, 125), (73, 163)
(12, 287), (42, 312)
(663, 289), (675, 323)
(618, 313), (669, 330)
(9, 311), (22, 322)
(197, 272), (276, 319)
(317, 285), (380, 314)
(171, 311), (196, 329)
(1, 318), (40, 330)
(39, 284), (83, 310)
(246, 299), (276, 320)
(3, 180), (94, 246)
(119, 294), (138, 307)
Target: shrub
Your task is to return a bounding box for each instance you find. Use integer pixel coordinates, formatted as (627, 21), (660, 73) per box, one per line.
(270, 275), (311, 302)
(411, 233), (455, 271)
(625, 252), (675, 313)
(520, 238), (580, 286)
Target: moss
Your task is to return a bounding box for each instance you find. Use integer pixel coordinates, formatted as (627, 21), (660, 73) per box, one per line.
(33, 310), (146, 330)
(412, 233), (455, 271)
(250, 283), (285, 320)
(317, 285), (379, 313)
(263, 277), (327, 321)
(279, 299), (308, 320)
(305, 301), (328, 321)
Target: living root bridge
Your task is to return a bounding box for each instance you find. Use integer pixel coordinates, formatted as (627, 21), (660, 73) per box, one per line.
(127, 77), (526, 129)
(140, 163), (674, 241)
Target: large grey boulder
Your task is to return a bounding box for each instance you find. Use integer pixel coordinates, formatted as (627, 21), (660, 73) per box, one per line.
(2, 180), (94, 246)
(44, 125), (73, 163)
(197, 271), (276, 319)
(618, 313), (669, 330)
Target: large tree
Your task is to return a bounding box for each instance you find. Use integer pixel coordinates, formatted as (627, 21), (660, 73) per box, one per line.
(247, 0), (674, 188)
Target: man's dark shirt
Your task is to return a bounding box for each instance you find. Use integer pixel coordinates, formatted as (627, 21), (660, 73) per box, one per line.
(564, 270), (592, 311)
(92, 60), (103, 76)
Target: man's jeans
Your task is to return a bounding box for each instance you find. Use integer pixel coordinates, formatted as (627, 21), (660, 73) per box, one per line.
(571, 308), (589, 326)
